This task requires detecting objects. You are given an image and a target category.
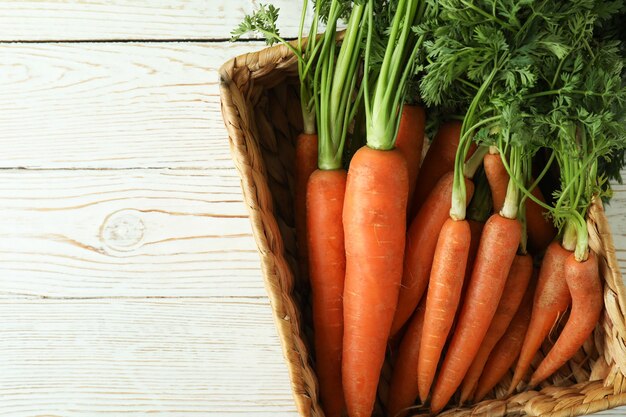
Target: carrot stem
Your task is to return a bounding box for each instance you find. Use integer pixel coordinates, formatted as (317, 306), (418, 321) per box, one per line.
(500, 147), (522, 220)
(463, 146), (489, 179)
(364, 0), (425, 151)
(562, 221), (577, 252)
(451, 64), (502, 220)
(297, 0), (320, 134)
(315, 1), (366, 170)
(496, 147), (554, 212)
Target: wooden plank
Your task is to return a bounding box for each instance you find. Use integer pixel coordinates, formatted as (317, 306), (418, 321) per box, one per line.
(0, 0), (310, 41)
(0, 169), (272, 298)
(0, 168), (623, 298)
(0, 42), (269, 169)
(2, 298), (626, 417)
(0, 298), (298, 416)
(605, 180), (626, 272)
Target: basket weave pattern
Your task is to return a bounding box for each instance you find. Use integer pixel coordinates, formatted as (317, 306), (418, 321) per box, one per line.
(219, 42), (626, 417)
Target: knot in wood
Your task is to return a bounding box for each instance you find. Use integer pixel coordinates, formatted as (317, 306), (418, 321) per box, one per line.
(101, 209), (145, 252)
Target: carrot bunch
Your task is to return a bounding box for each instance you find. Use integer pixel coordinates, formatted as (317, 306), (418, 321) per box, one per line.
(233, 1), (626, 416)
(508, 39), (625, 393)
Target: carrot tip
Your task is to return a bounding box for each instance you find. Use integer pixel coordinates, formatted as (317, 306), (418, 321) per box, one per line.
(459, 389), (471, 405)
(506, 383), (516, 396)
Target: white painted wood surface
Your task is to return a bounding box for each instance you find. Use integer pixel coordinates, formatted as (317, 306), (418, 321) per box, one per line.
(0, 1), (308, 40)
(0, 2), (623, 416)
(0, 299), (295, 416)
(0, 42), (268, 169)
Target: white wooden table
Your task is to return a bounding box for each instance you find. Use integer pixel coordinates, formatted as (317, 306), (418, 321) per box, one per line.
(0, 2), (624, 416)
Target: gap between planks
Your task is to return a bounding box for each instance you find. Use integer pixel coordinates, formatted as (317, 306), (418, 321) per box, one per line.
(0, 294), (268, 300)
(0, 38), (273, 44)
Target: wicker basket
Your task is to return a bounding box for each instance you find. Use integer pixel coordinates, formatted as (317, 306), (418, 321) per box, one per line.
(219, 41), (626, 417)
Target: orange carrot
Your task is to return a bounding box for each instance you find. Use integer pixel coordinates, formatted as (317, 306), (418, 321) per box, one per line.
(526, 185), (556, 253)
(528, 252), (602, 387)
(417, 218), (471, 402)
(473, 278), (536, 402)
(388, 301), (426, 417)
(445, 220), (484, 358)
(295, 133), (319, 280)
(458, 171), (492, 303)
(459, 170), (492, 302)
(483, 151), (509, 213)
(452, 220), (485, 330)
(395, 104), (426, 206)
(430, 213), (521, 414)
(307, 169), (347, 417)
(390, 172), (475, 336)
(459, 253), (533, 403)
(411, 121), (478, 217)
(342, 146), (408, 417)
(508, 241), (572, 394)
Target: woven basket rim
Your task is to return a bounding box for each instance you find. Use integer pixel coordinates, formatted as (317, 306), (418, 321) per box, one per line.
(219, 40), (626, 417)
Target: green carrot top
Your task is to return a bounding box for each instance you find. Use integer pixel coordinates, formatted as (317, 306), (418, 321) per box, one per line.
(418, 0), (626, 222)
(362, 0), (426, 151)
(314, 0), (368, 170)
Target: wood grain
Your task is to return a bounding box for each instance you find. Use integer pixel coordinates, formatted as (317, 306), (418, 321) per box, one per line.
(0, 168), (274, 299)
(0, 298), (298, 416)
(0, 0), (310, 41)
(0, 42), (268, 169)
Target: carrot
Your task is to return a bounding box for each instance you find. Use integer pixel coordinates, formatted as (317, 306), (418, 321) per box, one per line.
(388, 301), (426, 417)
(483, 150), (509, 213)
(429, 213), (521, 414)
(417, 218), (471, 402)
(442, 219), (484, 365)
(458, 171), (492, 301)
(343, 2), (425, 414)
(473, 278), (536, 402)
(342, 146), (409, 417)
(528, 252), (602, 387)
(395, 104), (426, 206)
(390, 172), (475, 336)
(304, 5), (367, 415)
(459, 170), (492, 299)
(452, 219), (485, 321)
(525, 185), (556, 253)
(459, 253), (533, 403)
(306, 169), (347, 417)
(295, 133), (319, 280)
(410, 121), (469, 217)
(508, 241), (572, 394)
